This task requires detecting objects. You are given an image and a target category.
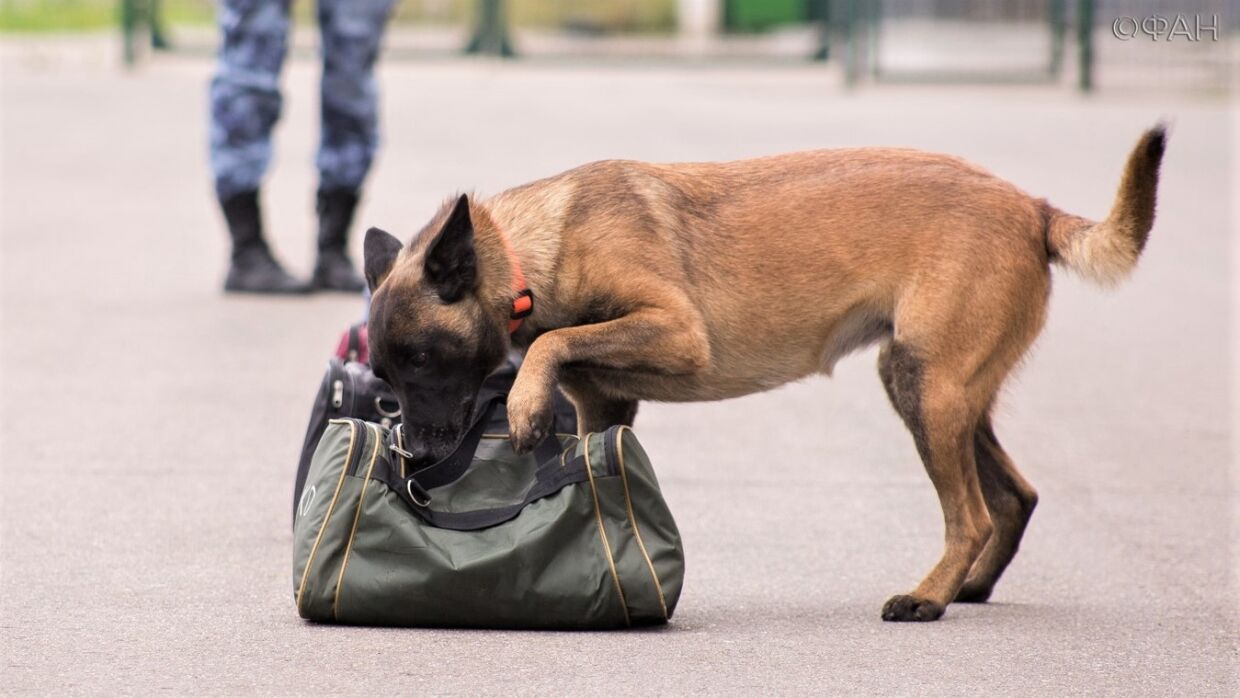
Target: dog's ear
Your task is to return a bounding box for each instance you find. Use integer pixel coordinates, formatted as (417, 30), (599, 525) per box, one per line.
(424, 194), (477, 303)
(364, 227), (403, 292)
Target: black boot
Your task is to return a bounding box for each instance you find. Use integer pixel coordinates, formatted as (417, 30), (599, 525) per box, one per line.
(221, 191), (312, 295)
(312, 188), (367, 292)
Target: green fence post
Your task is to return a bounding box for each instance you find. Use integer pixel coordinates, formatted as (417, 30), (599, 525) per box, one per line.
(1049, 0), (1066, 77)
(1077, 0), (1094, 92)
(843, 0), (860, 87)
(465, 0), (515, 57)
(150, 0), (170, 50)
(812, 0), (831, 61)
(868, 0), (881, 80)
(121, 0), (138, 66)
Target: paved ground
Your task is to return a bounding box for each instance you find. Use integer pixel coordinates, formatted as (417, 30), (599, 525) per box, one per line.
(1, 38), (1236, 696)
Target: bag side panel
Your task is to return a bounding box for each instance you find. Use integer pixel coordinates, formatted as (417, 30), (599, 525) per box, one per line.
(617, 427), (685, 620)
(327, 424), (386, 620)
(586, 430), (670, 625)
(292, 420), (364, 620)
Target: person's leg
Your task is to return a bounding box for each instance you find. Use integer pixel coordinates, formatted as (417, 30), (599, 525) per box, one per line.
(311, 0), (396, 292)
(209, 0), (310, 294)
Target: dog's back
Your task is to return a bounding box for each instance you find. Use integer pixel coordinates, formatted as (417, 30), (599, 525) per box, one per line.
(488, 148), (1054, 398)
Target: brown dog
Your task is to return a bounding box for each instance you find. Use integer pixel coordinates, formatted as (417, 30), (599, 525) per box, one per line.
(362, 127), (1165, 622)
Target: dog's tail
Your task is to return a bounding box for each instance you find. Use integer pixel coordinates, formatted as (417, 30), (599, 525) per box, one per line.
(1044, 125), (1166, 286)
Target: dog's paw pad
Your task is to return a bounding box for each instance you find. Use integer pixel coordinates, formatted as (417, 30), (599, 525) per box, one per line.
(511, 427), (546, 454)
(881, 594), (945, 622)
(509, 406), (553, 454)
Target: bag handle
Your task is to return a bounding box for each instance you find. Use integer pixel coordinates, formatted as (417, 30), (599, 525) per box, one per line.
(383, 394), (587, 531)
(391, 393), (501, 489)
(396, 455), (590, 531)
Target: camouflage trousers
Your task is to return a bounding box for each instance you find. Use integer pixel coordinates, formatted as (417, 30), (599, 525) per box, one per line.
(209, 0), (396, 199)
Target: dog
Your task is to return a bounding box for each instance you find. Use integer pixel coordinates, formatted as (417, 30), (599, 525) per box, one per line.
(362, 127), (1166, 622)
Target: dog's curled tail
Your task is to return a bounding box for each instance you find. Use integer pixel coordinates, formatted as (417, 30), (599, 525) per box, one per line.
(1044, 125), (1166, 286)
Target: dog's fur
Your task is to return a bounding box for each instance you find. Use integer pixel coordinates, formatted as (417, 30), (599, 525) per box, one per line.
(364, 127), (1166, 622)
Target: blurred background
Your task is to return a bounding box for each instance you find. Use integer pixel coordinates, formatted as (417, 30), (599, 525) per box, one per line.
(1, 1), (1236, 695)
(2, 0), (1236, 91)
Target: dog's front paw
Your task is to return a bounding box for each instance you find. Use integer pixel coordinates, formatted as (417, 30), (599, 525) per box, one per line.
(508, 394), (554, 455)
(881, 594), (945, 622)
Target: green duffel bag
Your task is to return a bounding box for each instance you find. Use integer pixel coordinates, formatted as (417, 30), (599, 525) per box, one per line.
(292, 396), (684, 628)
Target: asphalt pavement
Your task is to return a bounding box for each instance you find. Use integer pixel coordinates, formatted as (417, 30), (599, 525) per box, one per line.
(1, 38), (1236, 696)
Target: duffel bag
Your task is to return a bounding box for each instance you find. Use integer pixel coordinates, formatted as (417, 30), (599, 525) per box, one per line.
(292, 397), (684, 629)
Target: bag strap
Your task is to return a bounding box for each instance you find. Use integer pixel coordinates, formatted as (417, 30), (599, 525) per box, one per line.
(391, 394), (564, 488)
(394, 455), (590, 531)
(380, 397), (595, 531)
(391, 394), (503, 489)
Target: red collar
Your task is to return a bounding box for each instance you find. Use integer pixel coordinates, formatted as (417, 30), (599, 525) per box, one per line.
(496, 224), (533, 334)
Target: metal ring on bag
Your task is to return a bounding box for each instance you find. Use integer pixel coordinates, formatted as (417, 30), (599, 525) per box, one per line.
(406, 480), (431, 507)
(375, 396), (401, 418)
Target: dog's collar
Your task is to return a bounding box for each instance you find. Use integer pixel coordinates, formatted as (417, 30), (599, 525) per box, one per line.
(496, 223), (533, 334)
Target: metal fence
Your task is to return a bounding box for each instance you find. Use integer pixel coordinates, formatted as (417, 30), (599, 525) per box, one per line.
(115, 0), (1234, 93)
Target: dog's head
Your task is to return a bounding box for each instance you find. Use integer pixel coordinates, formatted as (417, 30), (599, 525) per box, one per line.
(363, 194), (511, 466)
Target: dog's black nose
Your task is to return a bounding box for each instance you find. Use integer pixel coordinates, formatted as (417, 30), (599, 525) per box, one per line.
(395, 425), (436, 468)
(406, 441), (433, 467)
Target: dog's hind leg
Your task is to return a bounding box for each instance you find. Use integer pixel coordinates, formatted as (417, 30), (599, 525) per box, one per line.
(955, 412), (1039, 603)
(878, 342), (993, 622)
(878, 244), (1049, 620)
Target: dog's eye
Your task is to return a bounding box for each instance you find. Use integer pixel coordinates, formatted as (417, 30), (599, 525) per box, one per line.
(410, 351), (429, 368)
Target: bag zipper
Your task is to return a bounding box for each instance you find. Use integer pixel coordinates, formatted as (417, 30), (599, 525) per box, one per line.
(603, 425), (622, 476)
(331, 379), (344, 409)
(344, 419), (371, 476)
(295, 419), (361, 614)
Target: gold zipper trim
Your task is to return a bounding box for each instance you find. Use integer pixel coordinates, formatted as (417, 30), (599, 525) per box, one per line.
(296, 420), (359, 613)
(583, 431), (631, 627)
(331, 423), (383, 619)
(615, 426), (669, 621)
